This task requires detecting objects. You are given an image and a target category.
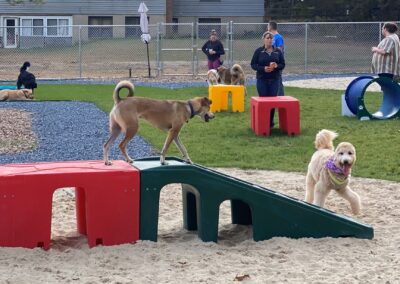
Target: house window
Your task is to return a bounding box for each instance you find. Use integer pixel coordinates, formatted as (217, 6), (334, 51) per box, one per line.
(88, 16), (113, 38)
(21, 18), (43, 36)
(47, 18), (70, 37)
(20, 17), (71, 37)
(125, 16), (141, 38)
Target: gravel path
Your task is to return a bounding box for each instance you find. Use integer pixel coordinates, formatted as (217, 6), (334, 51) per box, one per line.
(0, 108), (36, 154)
(0, 101), (156, 164)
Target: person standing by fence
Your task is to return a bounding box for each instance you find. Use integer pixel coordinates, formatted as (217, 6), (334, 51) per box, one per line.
(202, 29), (225, 70)
(268, 21), (285, 96)
(371, 22), (400, 80)
(251, 31), (285, 128)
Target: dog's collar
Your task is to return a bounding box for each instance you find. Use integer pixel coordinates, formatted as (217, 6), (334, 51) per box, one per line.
(325, 158), (348, 186)
(325, 158), (343, 175)
(187, 101), (195, 119)
(327, 170), (347, 186)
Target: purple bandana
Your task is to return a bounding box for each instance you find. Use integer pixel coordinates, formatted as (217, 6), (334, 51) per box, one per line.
(325, 158), (344, 175)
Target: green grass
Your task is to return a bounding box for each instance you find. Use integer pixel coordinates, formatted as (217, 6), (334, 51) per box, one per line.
(35, 84), (400, 182)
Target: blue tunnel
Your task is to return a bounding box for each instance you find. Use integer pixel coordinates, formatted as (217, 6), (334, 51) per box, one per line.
(345, 76), (400, 119)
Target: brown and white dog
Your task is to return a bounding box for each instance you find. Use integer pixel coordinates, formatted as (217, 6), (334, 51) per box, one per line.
(206, 69), (220, 86)
(217, 64), (245, 86)
(0, 89), (33, 101)
(103, 80), (215, 165)
(305, 129), (361, 215)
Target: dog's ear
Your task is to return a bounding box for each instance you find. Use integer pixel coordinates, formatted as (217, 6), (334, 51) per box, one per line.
(202, 97), (212, 106)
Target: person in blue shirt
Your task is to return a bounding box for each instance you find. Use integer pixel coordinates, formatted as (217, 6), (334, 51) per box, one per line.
(202, 29), (225, 70)
(268, 21), (285, 96)
(251, 31), (285, 128)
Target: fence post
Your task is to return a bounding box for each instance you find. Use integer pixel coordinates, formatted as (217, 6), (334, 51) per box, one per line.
(195, 22), (199, 75)
(156, 22), (161, 76)
(79, 25), (82, 79)
(229, 21), (233, 66)
(191, 22), (196, 76)
(305, 23), (308, 74)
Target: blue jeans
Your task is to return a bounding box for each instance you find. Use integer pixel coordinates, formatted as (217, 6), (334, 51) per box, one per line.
(256, 78), (280, 127)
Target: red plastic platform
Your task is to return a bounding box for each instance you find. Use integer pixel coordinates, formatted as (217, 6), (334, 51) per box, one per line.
(250, 96), (300, 136)
(0, 160), (140, 249)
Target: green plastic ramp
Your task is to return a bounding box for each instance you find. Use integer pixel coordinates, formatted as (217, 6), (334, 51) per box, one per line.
(134, 157), (373, 242)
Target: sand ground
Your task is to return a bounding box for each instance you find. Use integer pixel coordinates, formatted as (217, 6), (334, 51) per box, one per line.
(1, 169), (399, 283)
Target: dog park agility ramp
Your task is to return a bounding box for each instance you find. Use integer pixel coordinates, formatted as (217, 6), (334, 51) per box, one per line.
(134, 157), (373, 242)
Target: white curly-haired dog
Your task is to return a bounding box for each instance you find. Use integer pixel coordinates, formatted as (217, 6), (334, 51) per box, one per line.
(206, 69), (220, 86)
(305, 129), (361, 215)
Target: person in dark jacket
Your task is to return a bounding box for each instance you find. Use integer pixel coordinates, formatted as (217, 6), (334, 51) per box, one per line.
(17, 61), (37, 94)
(202, 29), (225, 70)
(250, 31), (285, 127)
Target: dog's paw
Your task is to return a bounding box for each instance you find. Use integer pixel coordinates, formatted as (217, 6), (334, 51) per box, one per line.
(352, 207), (361, 215)
(104, 161), (112, 166)
(160, 156), (169, 165)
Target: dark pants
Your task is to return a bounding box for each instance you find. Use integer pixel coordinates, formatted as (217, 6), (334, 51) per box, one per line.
(278, 70), (284, 96)
(378, 73), (394, 91)
(208, 59), (222, 70)
(378, 73), (394, 80)
(256, 78), (280, 127)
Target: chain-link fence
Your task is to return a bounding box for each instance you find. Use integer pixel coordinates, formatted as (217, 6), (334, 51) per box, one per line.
(0, 22), (398, 81)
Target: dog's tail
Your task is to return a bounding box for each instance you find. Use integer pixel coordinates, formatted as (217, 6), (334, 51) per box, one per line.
(314, 129), (338, 150)
(230, 63), (243, 75)
(113, 80), (134, 104)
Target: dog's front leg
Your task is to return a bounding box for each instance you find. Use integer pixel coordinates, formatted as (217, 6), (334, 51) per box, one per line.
(173, 135), (193, 164)
(160, 130), (178, 165)
(337, 186), (361, 215)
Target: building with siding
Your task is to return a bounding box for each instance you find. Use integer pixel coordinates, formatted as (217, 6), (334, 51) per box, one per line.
(0, 0), (264, 48)
(172, 0), (264, 24)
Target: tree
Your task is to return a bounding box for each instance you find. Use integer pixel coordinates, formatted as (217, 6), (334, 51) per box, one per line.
(265, 0), (400, 21)
(348, 0), (378, 21)
(377, 0), (400, 21)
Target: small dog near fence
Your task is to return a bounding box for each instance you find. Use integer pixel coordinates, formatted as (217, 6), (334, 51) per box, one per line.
(103, 80), (215, 166)
(305, 129), (361, 215)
